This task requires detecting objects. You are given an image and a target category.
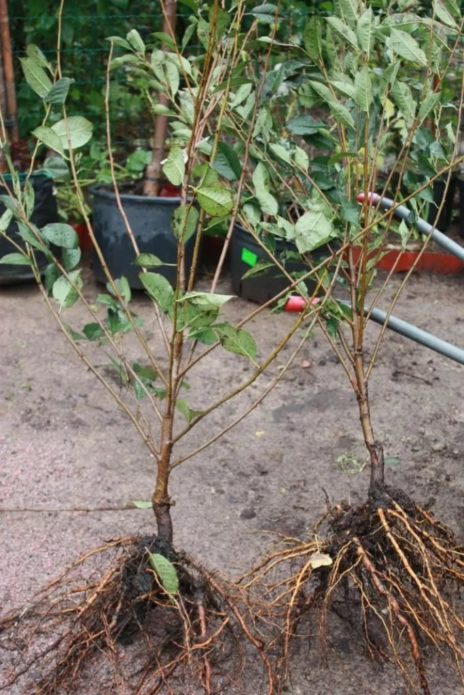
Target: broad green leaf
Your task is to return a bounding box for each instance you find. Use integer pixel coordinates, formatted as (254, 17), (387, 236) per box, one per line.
(82, 322), (104, 340)
(269, 143), (292, 165)
(326, 16), (358, 50)
(303, 16), (322, 61)
(309, 81), (355, 129)
(196, 185), (234, 217)
(44, 263), (59, 292)
(387, 29), (427, 67)
(293, 146), (309, 172)
(294, 208), (336, 253)
(165, 61), (180, 96)
(216, 324), (257, 361)
(176, 399), (203, 423)
(132, 500), (152, 509)
(18, 222), (47, 251)
(52, 270), (82, 309)
(213, 142), (242, 181)
(51, 117), (93, 150)
(148, 553), (179, 594)
(252, 162), (278, 216)
(397, 219), (411, 250)
(354, 67), (373, 112)
(26, 44), (50, 69)
(135, 253), (165, 268)
(0, 208), (13, 233)
(179, 291), (234, 307)
(433, 0), (457, 27)
(418, 91), (440, 122)
(41, 156), (69, 181)
(230, 83), (253, 109)
(41, 223), (78, 249)
(172, 204), (199, 243)
(32, 126), (66, 157)
(115, 276), (131, 303)
(0, 252), (31, 266)
(331, 80), (356, 99)
(62, 247), (81, 271)
(140, 272), (174, 312)
(44, 78), (74, 105)
(391, 81), (416, 127)
(162, 146), (185, 186)
(339, 0), (358, 25)
(20, 56), (52, 97)
(357, 8), (374, 57)
(126, 28), (145, 53)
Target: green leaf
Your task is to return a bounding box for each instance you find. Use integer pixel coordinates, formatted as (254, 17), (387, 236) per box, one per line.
(303, 16), (322, 61)
(140, 272), (174, 312)
(391, 81), (416, 127)
(433, 0), (457, 27)
(357, 8), (374, 57)
(326, 16), (358, 50)
(0, 208), (13, 232)
(26, 44), (50, 69)
(387, 29), (427, 67)
(44, 78), (74, 105)
(82, 323), (104, 340)
(148, 553), (179, 595)
(294, 208), (336, 253)
(18, 222), (47, 251)
(196, 185), (234, 217)
(51, 116), (93, 150)
(293, 146), (309, 172)
(309, 81), (355, 129)
(126, 28), (145, 53)
(52, 270), (82, 309)
(338, 0), (358, 25)
(179, 291), (234, 307)
(115, 276), (131, 304)
(330, 79), (356, 100)
(269, 143), (292, 165)
(354, 67), (373, 112)
(41, 223), (78, 249)
(165, 61), (180, 96)
(134, 253), (165, 268)
(162, 146), (185, 186)
(418, 91), (440, 123)
(215, 324), (257, 361)
(176, 399), (203, 423)
(20, 56), (52, 97)
(172, 204), (198, 243)
(0, 252), (31, 266)
(397, 219), (411, 250)
(252, 162), (278, 216)
(32, 126), (66, 158)
(41, 156), (69, 181)
(62, 246), (81, 271)
(132, 500), (152, 509)
(213, 142), (242, 181)
(44, 263), (60, 292)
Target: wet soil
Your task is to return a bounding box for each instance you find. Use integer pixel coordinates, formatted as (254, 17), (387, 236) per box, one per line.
(0, 265), (463, 694)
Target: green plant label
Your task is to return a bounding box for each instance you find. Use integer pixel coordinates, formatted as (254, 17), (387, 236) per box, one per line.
(241, 248), (258, 267)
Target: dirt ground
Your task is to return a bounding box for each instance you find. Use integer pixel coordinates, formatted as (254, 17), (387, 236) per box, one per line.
(1, 263), (463, 694)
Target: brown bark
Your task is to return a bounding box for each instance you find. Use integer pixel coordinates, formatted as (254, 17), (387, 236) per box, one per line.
(0, 0), (18, 144)
(143, 0), (177, 197)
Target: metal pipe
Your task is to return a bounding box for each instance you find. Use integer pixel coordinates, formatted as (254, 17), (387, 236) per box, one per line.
(358, 192), (464, 261)
(284, 296), (464, 365)
(367, 305), (464, 365)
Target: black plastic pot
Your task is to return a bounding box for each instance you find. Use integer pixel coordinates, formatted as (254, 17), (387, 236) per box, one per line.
(90, 186), (196, 289)
(428, 178), (457, 232)
(0, 174), (58, 284)
(231, 225), (319, 304)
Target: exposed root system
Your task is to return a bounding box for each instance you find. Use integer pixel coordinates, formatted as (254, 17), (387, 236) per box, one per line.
(0, 536), (274, 695)
(244, 487), (464, 695)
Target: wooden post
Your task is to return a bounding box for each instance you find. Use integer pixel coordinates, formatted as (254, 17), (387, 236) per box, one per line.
(143, 0), (177, 197)
(0, 0), (18, 144)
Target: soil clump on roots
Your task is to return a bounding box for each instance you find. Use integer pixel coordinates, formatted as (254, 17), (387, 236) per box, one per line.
(0, 536), (273, 695)
(246, 484), (464, 695)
